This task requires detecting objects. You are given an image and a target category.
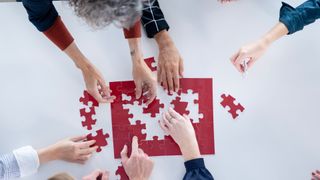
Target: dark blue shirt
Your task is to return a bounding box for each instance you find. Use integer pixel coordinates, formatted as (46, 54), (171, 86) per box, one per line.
(184, 158), (214, 180)
(279, 0), (320, 34)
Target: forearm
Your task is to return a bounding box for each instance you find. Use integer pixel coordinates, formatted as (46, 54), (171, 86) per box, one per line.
(37, 146), (57, 165)
(128, 38), (144, 65)
(261, 22), (289, 46)
(154, 30), (175, 50)
(179, 140), (201, 162)
(63, 42), (93, 71)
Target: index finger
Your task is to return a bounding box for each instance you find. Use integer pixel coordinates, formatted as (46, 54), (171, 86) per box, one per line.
(168, 107), (182, 119)
(79, 140), (96, 149)
(131, 136), (139, 156)
(173, 69), (179, 92)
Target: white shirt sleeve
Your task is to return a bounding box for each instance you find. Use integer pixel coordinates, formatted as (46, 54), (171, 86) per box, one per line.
(13, 146), (40, 177)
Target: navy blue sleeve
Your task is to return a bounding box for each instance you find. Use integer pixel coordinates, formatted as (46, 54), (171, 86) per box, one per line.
(183, 158), (214, 180)
(279, 0), (320, 34)
(141, 0), (170, 38)
(21, 0), (58, 32)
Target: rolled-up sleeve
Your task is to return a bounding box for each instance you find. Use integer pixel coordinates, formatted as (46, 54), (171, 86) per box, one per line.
(183, 158), (214, 180)
(141, 0), (170, 38)
(279, 0), (320, 34)
(0, 146), (39, 179)
(22, 0), (74, 50)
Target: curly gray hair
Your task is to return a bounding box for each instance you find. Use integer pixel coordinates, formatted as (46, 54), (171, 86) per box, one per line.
(69, 0), (145, 29)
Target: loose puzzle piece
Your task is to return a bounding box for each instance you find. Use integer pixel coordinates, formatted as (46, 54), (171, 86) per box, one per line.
(115, 165), (129, 180)
(110, 78), (215, 158)
(87, 129), (110, 152)
(142, 99), (164, 117)
(79, 90), (99, 107)
(80, 107), (97, 130)
(170, 97), (190, 115)
(220, 94), (245, 119)
(144, 57), (157, 72)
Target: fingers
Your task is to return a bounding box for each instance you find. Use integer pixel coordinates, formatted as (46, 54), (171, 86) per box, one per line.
(131, 136), (139, 155)
(230, 51), (245, 73)
(70, 135), (87, 142)
(162, 113), (172, 129)
(145, 84), (156, 106)
(179, 58), (184, 78)
(168, 107), (182, 119)
(120, 145), (129, 162)
(161, 70), (168, 91)
(312, 170), (320, 180)
(101, 171), (110, 180)
(135, 80), (143, 99)
(77, 154), (92, 161)
(79, 146), (98, 155)
(173, 69), (180, 92)
(166, 70), (174, 94)
(157, 62), (162, 83)
(159, 119), (169, 134)
(78, 140), (96, 149)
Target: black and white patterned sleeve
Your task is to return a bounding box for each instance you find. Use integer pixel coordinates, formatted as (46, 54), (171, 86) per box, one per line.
(141, 0), (170, 38)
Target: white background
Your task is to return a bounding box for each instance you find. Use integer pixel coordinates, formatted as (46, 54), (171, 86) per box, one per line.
(0, 0), (319, 179)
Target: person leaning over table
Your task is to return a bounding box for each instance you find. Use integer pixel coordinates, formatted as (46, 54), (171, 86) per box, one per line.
(21, 0), (184, 105)
(230, 0), (320, 74)
(0, 135), (97, 179)
(53, 108), (213, 180)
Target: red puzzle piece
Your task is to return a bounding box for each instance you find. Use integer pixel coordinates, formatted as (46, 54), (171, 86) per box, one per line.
(170, 97), (190, 115)
(143, 99), (164, 117)
(220, 94), (245, 119)
(80, 107), (97, 130)
(110, 78), (214, 158)
(144, 57), (157, 72)
(79, 90), (99, 107)
(115, 165), (129, 180)
(87, 129), (110, 152)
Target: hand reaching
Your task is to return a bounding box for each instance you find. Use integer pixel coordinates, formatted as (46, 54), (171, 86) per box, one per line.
(230, 39), (269, 73)
(132, 60), (157, 106)
(121, 136), (154, 180)
(159, 108), (200, 161)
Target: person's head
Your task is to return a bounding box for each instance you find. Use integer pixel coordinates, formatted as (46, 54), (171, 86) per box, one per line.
(68, 0), (145, 29)
(48, 172), (74, 180)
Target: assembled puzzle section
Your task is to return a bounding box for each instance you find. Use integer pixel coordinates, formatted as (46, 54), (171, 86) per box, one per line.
(110, 78), (214, 158)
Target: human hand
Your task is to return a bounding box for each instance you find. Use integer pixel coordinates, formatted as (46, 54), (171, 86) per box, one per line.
(121, 136), (154, 180)
(312, 170), (320, 180)
(230, 38), (269, 74)
(159, 107), (200, 161)
(132, 59), (157, 106)
(155, 30), (183, 93)
(82, 169), (109, 180)
(81, 63), (115, 103)
(38, 135), (97, 165)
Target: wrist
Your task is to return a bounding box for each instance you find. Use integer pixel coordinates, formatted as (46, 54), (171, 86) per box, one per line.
(155, 30), (174, 50)
(179, 141), (201, 161)
(37, 146), (57, 164)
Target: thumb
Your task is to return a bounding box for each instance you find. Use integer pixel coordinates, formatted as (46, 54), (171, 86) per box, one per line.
(135, 80), (142, 99)
(120, 145), (128, 163)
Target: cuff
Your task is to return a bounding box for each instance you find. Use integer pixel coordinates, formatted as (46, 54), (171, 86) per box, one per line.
(13, 146), (40, 178)
(43, 16), (74, 50)
(144, 20), (169, 38)
(279, 2), (300, 35)
(184, 158), (205, 172)
(123, 21), (141, 39)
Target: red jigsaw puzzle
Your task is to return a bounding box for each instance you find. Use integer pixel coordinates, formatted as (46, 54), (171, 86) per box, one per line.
(110, 78), (214, 158)
(144, 57), (157, 72)
(115, 165), (129, 180)
(80, 107), (97, 130)
(87, 129), (110, 152)
(220, 94), (245, 119)
(80, 90), (99, 107)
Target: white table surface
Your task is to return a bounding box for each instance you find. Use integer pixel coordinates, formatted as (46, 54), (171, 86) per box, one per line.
(0, 0), (319, 179)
